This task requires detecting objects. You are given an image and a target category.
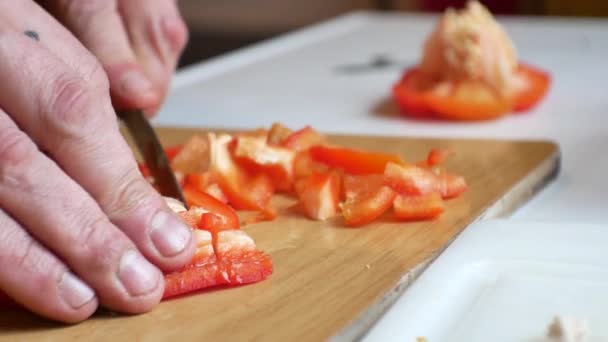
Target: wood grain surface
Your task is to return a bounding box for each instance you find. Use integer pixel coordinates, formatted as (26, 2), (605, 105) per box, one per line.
(0, 127), (560, 341)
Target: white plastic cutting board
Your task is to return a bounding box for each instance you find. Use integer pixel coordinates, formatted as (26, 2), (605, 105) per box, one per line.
(363, 219), (608, 342)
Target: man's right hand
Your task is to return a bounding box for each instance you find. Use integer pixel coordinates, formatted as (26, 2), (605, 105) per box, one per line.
(0, 1), (195, 323)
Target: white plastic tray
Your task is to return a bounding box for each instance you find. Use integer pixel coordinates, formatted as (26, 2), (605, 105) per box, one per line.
(363, 220), (608, 342)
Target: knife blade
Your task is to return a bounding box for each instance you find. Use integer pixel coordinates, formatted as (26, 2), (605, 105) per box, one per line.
(118, 109), (187, 207)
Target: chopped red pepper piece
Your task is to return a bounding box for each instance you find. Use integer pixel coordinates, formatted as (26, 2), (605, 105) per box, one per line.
(341, 180), (396, 227)
(295, 171), (341, 221)
(309, 145), (404, 175)
(282, 126), (325, 152)
(293, 151), (330, 181)
(384, 162), (467, 199)
(215, 230), (273, 283)
(171, 135), (210, 174)
(232, 135), (295, 192)
(267, 122), (293, 145)
(393, 193), (445, 221)
(210, 133), (275, 211)
(426, 148), (452, 167)
(164, 146), (183, 162)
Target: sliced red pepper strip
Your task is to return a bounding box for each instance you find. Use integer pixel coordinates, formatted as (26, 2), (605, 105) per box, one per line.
(164, 263), (223, 299)
(217, 250), (273, 285)
(182, 187), (240, 229)
(309, 145), (404, 175)
(163, 213), (272, 299)
(393, 193), (445, 221)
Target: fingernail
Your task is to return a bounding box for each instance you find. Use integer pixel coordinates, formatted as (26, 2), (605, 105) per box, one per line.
(150, 211), (192, 257)
(120, 70), (155, 99)
(118, 250), (160, 297)
(58, 271), (95, 309)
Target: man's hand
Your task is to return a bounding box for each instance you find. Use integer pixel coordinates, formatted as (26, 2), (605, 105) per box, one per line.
(0, 1), (195, 323)
(38, 0), (189, 116)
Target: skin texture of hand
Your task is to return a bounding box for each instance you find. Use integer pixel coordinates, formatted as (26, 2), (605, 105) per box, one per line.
(37, 0), (189, 116)
(0, 1), (195, 323)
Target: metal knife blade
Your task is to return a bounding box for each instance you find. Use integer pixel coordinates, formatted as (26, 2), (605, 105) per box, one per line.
(118, 110), (187, 206)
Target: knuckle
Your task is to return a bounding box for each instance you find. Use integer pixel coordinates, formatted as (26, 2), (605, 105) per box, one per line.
(0, 127), (38, 188)
(0, 228), (62, 287)
(76, 216), (125, 272)
(98, 168), (154, 220)
(86, 61), (110, 91)
(43, 74), (109, 139)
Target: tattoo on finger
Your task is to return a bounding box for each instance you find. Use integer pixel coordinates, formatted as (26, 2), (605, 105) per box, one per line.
(24, 30), (40, 41)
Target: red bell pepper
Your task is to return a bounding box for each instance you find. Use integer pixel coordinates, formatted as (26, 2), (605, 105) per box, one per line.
(393, 68), (512, 121)
(512, 63), (551, 112)
(393, 193), (445, 221)
(309, 145), (404, 175)
(393, 63), (550, 121)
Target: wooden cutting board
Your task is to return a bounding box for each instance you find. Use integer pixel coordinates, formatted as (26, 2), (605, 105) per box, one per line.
(0, 127), (559, 341)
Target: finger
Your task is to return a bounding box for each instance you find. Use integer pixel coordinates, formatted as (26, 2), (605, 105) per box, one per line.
(117, 0), (189, 115)
(38, 0), (160, 110)
(0, 15), (195, 272)
(0, 209), (98, 323)
(0, 112), (163, 314)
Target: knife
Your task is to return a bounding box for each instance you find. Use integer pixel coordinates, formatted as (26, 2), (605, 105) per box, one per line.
(118, 109), (187, 207)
